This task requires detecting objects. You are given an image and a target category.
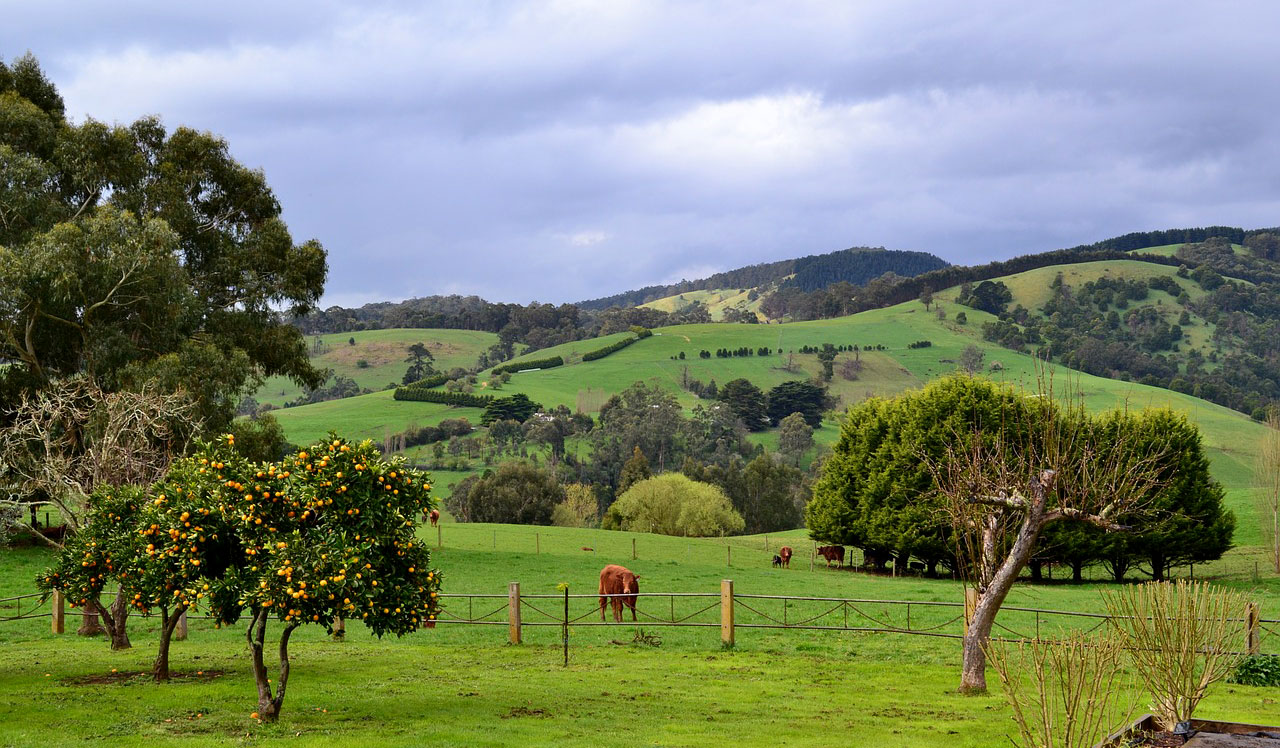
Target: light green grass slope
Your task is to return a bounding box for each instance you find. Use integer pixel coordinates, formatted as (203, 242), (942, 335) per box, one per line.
(256, 328), (499, 406)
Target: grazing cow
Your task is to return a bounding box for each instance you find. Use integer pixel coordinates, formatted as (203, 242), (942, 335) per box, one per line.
(778, 546), (793, 569)
(598, 564), (640, 622)
(817, 545), (845, 568)
(429, 509), (440, 526)
(771, 554), (782, 567)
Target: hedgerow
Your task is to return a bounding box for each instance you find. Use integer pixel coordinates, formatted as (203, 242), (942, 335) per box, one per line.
(393, 388), (494, 407)
(491, 356), (564, 375)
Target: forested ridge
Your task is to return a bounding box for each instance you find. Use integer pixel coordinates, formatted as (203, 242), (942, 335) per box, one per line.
(973, 234), (1280, 419)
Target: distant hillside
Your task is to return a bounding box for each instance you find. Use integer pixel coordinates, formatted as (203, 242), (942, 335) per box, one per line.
(576, 247), (948, 310)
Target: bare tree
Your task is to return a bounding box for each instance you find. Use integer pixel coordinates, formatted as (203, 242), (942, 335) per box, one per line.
(930, 375), (1166, 693)
(0, 376), (199, 642)
(1258, 409), (1280, 574)
(958, 345), (985, 374)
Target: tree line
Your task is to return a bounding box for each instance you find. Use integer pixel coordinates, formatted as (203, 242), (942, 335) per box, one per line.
(805, 376), (1234, 580)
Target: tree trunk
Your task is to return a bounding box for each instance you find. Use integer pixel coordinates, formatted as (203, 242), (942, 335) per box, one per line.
(1029, 560), (1042, 583)
(1071, 560), (1084, 584)
(1150, 551), (1166, 581)
(86, 591), (131, 650)
(248, 609), (299, 723)
(153, 604), (187, 682)
(960, 488), (1048, 693)
(77, 606), (103, 636)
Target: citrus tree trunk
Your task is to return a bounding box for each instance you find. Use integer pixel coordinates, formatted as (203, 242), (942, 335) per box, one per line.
(248, 609), (300, 723)
(153, 604), (188, 682)
(86, 590), (132, 650)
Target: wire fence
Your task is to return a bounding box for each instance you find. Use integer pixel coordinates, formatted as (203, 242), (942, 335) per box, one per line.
(424, 584), (1280, 655)
(6, 585), (1278, 657)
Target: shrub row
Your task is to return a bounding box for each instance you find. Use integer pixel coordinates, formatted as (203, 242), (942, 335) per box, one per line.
(907, 340), (933, 349)
(401, 373), (450, 390)
(392, 388), (495, 407)
(583, 336), (639, 361)
(491, 356), (564, 375)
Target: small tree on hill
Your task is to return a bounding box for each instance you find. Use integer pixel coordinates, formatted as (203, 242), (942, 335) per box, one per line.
(777, 412), (814, 465)
(717, 378), (769, 431)
(403, 343), (436, 385)
(618, 446), (652, 494)
(959, 345), (985, 374)
(766, 380), (826, 427)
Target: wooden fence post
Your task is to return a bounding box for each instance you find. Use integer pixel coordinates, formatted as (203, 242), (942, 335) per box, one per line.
(721, 579), (735, 648)
(175, 610), (188, 641)
(437, 523), (442, 550)
(536, 533), (540, 555)
(1247, 602), (1260, 655)
(632, 538), (636, 560)
(508, 582), (522, 645)
(51, 590), (64, 634)
(963, 587), (979, 637)
(727, 545), (732, 568)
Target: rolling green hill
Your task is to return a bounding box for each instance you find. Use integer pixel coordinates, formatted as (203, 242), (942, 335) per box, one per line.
(255, 328), (500, 406)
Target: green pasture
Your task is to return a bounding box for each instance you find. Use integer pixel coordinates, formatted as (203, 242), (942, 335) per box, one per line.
(4, 519), (1280, 746)
(270, 390), (487, 447)
(256, 328), (499, 406)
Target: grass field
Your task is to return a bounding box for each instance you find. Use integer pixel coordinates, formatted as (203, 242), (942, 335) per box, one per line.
(4, 520), (1279, 746)
(256, 329), (500, 406)
(640, 287), (765, 321)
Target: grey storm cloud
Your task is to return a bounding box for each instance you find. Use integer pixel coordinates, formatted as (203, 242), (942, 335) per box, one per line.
(5, 0), (1280, 307)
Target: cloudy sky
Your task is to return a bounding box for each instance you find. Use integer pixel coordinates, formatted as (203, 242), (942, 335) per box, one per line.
(6, 1), (1280, 306)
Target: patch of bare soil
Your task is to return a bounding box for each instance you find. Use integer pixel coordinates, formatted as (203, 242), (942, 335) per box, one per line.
(63, 669), (226, 685)
(503, 706), (551, 718)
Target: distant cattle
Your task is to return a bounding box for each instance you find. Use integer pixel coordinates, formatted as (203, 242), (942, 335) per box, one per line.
(581, 546), (594, 552)
(817, 545), (845, 568)
(429, 509), (440, 526)
(771, 554), (782, 567)
(599, 564), (640, 622)
(779, 546), (793, 568)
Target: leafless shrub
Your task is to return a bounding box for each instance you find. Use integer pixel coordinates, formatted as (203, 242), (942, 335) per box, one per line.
(1103, 580), (1253, 731)
(987, 631), (1137, 748)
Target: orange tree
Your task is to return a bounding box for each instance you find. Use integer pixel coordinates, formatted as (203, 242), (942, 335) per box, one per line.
(37, 485), (148, 651)
(182, 433), (442, 722)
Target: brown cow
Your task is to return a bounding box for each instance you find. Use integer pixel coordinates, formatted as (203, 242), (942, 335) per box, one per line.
(598, 564), (640, 622)
(429, 509), (440, 526)
(817, 545), (845, 568)
(778, 546), (793, 568)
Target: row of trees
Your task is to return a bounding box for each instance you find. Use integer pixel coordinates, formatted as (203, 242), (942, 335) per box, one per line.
(806, 375), (1234, 581)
